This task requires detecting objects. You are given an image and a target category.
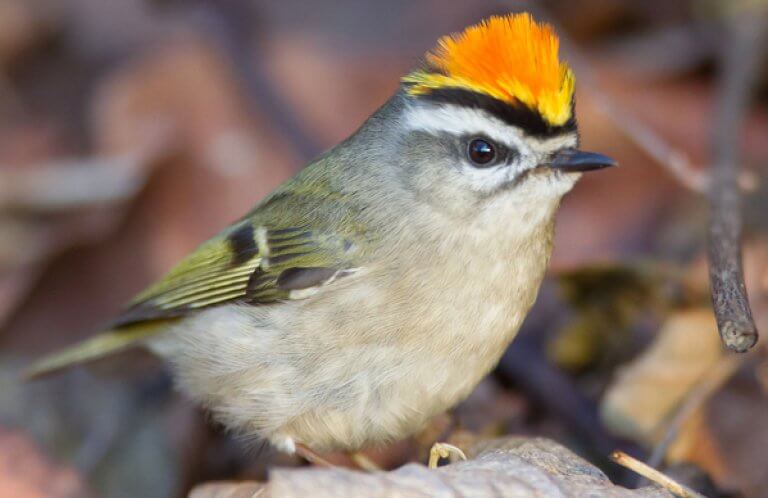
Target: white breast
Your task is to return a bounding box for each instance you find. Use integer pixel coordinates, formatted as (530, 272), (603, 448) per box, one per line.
(153, 193), (562, 452)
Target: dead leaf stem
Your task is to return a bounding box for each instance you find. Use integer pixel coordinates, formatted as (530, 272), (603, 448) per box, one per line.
(611, 451), (705, 498)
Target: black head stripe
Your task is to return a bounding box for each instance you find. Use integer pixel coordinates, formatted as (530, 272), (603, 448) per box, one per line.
(415, 87), (576, 138)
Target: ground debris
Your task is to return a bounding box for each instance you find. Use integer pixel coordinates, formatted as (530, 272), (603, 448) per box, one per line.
(189, 437), (673, 498)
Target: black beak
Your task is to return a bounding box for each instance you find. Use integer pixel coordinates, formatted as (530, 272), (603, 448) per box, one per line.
(548, 148), (617, 173)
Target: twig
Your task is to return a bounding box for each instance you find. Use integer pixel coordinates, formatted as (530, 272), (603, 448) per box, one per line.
(193, 0), (322, 161)
(583, 74), (758, 194)
(586, 94), (710, 193)
(522, 3), (756, 194)
(611, 451), (706, 498)
(706, 9), (767, 352)
(495, 339), (627, 456)
(597, 22), (718, 80)
(531, 2), (764, 351)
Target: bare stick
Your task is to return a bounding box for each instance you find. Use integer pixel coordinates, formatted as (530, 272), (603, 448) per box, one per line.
(529, 3), (764, 349)
(611, 451), (706, 498)
(524, 4), (757, 193)
(495, 340), (625, 456)
(583, 72), (758, 193)
(195, 0), (322, 161)
(707, 10), (767, 352)
(584, 93), (713, 193)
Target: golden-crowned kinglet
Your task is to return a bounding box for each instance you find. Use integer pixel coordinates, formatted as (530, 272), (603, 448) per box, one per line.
(27, 13), (615, 462)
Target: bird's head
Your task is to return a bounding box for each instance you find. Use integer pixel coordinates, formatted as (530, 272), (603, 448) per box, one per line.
(380, 13), (615, 219)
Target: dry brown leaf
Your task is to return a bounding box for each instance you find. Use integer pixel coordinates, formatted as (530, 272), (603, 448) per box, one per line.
(665, 410), (728, 481)
(600, 308), (732, 475)
(706, 374), (768, 493)
(188, 437), (672, 498)
(0, 125), (172, 329)
(601, 309), (724, 440)
(89, 37), (298, 276)
(0, 36), (299, 352)
(0, 0), (47, 66)
(0, 427), (89, 498)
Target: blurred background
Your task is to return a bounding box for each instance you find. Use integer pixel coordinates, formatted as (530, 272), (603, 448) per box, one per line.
(0, 0), (767, 497)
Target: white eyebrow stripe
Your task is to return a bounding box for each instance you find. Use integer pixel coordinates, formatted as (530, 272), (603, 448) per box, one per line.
(404, 103), (577, 156)
(530, 134), (578, 155)
(404, 104), (529, 153)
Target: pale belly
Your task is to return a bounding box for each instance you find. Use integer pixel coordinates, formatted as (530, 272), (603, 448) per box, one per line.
(155, 241), (547, 452)
(153, 204), (555, 452)
(273, 306), (527, 451)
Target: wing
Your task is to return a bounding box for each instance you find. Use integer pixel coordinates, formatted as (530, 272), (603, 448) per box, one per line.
(113, 212), (366, 328)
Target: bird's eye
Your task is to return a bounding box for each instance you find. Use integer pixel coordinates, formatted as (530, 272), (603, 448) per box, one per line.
(467, 138), (496, 167)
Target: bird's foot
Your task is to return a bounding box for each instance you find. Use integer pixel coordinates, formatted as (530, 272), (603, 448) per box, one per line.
(294, 442), (334, 467)
(350, 452), (381, 471)
(427, 442), (466, 469)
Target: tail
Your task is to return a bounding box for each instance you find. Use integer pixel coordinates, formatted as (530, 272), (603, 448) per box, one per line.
(23, 321), (168, 380)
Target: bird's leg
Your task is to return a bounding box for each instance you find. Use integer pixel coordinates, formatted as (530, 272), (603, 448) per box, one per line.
(428, 442), (467, 469)
(349, 452), (381, 471)
(295, 443), (335, 467)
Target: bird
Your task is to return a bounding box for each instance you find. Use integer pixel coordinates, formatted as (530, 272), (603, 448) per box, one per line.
(26, 13), (615, 466)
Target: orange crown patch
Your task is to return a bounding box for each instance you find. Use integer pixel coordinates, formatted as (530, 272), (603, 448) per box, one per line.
(403, 13), (575, 126)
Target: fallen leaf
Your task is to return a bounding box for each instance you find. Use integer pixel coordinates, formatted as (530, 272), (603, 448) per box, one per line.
(0, 427), (89, 498)
(600, 308), (731, 476)
(601, 309), (724, 440)
(706, 374), (768, 493)
(0, 0), (47, 66)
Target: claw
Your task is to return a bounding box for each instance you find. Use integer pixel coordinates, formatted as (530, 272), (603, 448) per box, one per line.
(428, 442), (467, 468)
(295, 443), (334, 467)
(350, 452), (381, 471)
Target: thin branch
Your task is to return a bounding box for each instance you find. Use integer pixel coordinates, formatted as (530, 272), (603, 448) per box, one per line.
(611, 451), (706, 498)
(597, 22), (718, 80)
(193, 0), (322, 162)
(585, 93), (709, 193)
(495, 339), (628, 456)
(707, 9), (767, 352)
(529, 2), (764, 351)
(523, 3), (756, 194)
